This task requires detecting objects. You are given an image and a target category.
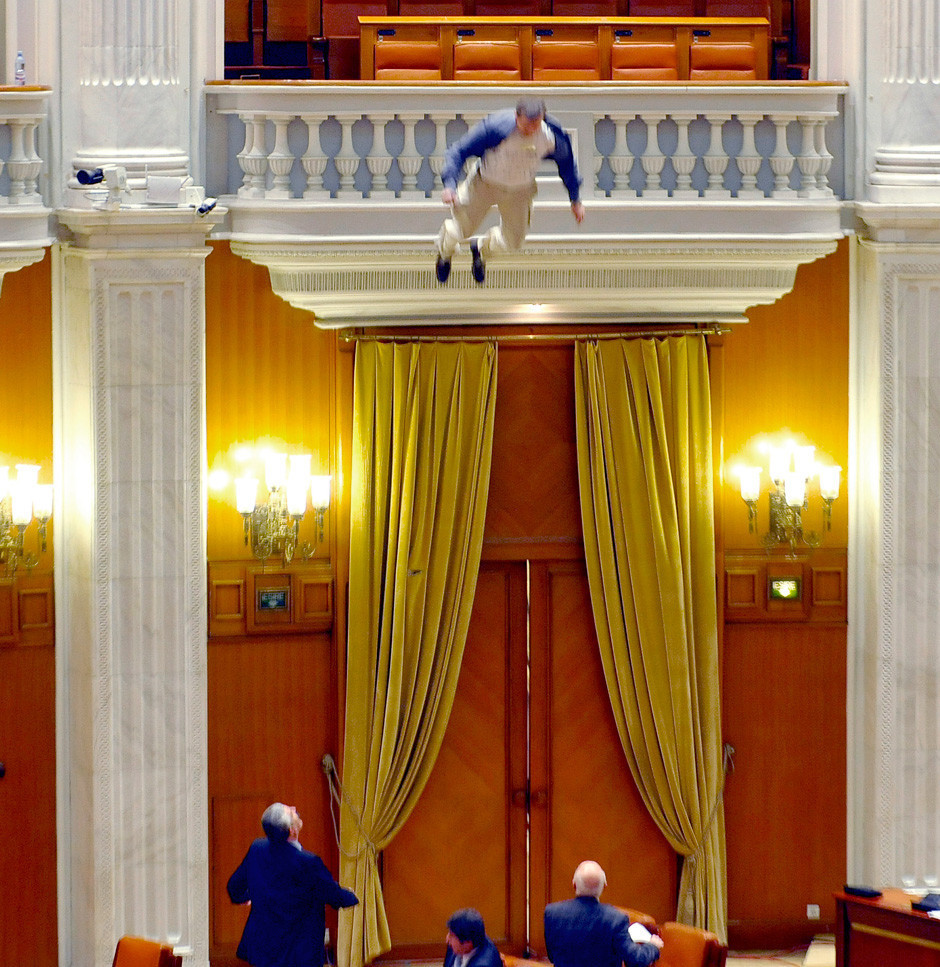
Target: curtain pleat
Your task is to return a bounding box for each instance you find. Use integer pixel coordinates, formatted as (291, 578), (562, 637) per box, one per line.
(574, 336), (727, 940)
(337, 340), (497, 967)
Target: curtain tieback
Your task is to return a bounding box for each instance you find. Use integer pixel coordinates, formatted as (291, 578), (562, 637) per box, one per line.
(686, 742), (735, 868)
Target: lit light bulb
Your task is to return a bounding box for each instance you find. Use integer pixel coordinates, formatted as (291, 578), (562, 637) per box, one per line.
(234, 476), (259, 515)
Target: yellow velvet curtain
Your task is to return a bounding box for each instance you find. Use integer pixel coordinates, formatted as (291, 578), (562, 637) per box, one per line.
(337, 340), (497, 967)
(573, 336), (727, 941)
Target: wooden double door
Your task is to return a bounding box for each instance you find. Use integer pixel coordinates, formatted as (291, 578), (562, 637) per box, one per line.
(379, 559), (676, 960)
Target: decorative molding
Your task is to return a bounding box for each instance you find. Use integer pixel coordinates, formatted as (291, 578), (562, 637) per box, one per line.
(231, 239), (839, 327)
(723, 548), (848, 624)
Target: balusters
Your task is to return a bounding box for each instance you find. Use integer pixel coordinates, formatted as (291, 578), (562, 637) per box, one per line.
(397, 113), (424, 195)
(237, 113), (268, 198)
(429, 115), (451, 192)
(7, 118), (41, 203)
(608, 114), (634, 195)
(796, 115), (824, 197)
(301, 115), (328, 197)
(216, 100), (839, 210)
(268, 115), (294, 199)
(770, 115), (796, 197)
(735, 113), (765, 199)
(640, 114), (667, 198)
(814, 118), (834, 195)
(334, 114), (360, 194)
(367, 114), (394, 197)
(703, 114), (731, 197)
(672, 113), (698, 198)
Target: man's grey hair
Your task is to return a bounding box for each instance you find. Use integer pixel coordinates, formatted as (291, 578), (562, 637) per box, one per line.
(261, 802), (292, 841)
(516, 97), (546, 120)
(573, 860), (607, 898)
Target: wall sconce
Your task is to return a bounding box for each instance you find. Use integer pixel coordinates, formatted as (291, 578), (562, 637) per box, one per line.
(735, 441), (840, 554)
(0, 464), (53, 575)
(233, 449), (331, 567)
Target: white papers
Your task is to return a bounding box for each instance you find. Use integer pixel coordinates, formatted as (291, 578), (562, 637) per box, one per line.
(628, 922), (653, 943)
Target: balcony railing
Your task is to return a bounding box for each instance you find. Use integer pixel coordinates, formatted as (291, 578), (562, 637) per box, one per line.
(0, 87), (49, 207)
(206, 82), (846, 209)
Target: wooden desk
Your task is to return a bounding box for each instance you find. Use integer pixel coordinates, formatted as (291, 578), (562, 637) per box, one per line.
(835, 888), (940, 966)
(359, 15), (770, 79)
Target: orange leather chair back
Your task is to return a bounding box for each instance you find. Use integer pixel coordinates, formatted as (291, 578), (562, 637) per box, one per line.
(689, 42), (758, 79)
(658, 921), (728, 967)
(374, 40), (443, 78)
(611, 42), (680, 79)
(453, 40), (522, 79)
(532, 40), (601, 80)
(112, 936), (181, 967)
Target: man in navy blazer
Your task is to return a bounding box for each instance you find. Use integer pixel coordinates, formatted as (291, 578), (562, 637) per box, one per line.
(443, 908), (503, 967)
(544, 861), (663, 967)
(228, 802), (358, 967)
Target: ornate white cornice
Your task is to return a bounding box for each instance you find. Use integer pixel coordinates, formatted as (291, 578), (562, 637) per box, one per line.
(230, 238), (840, 327)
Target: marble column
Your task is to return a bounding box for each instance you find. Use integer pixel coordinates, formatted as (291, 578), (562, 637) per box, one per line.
(54, 210), (219, 967)
(850, 233), (940, 886)
(866, 0), (940, 201)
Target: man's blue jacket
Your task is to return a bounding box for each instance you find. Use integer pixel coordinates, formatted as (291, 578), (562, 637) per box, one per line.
(228, 837), (358, 967)
(441, 109), (583, 203)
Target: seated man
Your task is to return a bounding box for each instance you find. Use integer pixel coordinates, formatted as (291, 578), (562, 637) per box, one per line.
(444, 908), (503, 967)
(544, 860), (664, 967)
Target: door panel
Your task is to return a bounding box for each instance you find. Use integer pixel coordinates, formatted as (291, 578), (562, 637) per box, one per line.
(0, 643), (57, 967)
(529, 561), (676, 954)
(380, 561), (529, 958)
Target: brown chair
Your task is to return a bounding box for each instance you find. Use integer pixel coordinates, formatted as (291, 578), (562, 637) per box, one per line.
(689, 42), (759, 79)
(611, 42), (680, 80)
(453, 40), (523, 80)
(373, 39), (443, 79)
(112, 936), (182, 967)
(532, 40), (601, 80)
(658, 920), (727, 967)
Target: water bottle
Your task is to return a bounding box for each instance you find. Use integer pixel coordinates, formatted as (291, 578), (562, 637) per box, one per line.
(14, 51), (25, 86)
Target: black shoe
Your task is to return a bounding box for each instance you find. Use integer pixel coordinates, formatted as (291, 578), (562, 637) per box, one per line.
(435, 254), (451, 284)
(470, 240), (485, 284)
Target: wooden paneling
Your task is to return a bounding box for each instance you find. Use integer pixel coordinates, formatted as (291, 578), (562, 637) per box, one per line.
(205, 242), (338, 564)
(208, 634), (338, 965)
(0, 643), (57, 967)
(722, 622), (846, 948)
(483, 345), (582, 560)
(0, 252), (55, 967)
(719, 239), (850, 551)
(380, 562), (529, 958)
(530, 561), (677, 948)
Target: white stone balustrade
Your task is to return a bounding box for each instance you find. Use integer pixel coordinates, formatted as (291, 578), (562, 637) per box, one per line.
(207, 83), (847, 205)
(0, 89), (50, 207)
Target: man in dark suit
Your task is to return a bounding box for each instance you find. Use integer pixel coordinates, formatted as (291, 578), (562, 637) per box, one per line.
(228, 802), (358, 967)
(544, 861), (663, 967)
(443, 908), (503, 967)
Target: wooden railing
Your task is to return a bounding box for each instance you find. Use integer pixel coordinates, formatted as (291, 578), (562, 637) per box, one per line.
(359, 15), (770, 80)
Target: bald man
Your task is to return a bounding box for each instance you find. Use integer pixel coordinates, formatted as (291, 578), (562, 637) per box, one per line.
(543, 861), (663, 967)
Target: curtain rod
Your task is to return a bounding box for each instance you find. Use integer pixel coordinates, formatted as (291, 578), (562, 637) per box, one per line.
(338, 326), (729, 344)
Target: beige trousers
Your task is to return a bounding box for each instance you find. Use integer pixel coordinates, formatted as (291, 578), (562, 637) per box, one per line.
(437, 168), (537, 260)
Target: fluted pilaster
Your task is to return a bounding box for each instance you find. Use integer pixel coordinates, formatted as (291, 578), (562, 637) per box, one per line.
(55, 210), (219, 967)
(850, 239), (940, 886)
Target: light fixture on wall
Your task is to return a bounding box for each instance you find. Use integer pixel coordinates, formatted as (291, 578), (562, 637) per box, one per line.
(232, 449), (331, 567)
(734, 440), (840, 554)
(0, 463), (53, 575)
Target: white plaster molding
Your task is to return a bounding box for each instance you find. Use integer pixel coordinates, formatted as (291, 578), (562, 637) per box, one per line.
(231, 239), (840, 327)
